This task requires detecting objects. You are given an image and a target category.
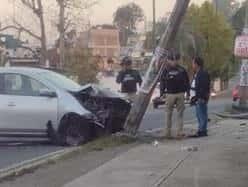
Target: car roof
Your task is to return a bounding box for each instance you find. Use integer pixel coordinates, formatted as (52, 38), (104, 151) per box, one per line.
(0, 67), (50, 75)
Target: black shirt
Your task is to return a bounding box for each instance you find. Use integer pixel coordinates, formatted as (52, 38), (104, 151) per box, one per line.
(116, 69), (142, 93)
(194, 69), (211, 101)
(160, 65), (190, 95)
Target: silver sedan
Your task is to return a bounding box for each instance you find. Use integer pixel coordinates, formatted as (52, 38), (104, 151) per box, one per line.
(0, 67), (131, 146)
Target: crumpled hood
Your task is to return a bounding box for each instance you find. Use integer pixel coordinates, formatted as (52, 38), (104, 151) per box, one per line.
(76, 84), (125, 99)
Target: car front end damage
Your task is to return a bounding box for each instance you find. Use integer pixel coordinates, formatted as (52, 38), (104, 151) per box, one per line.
(74, 85), (131, 133)
(70, 84), (131, 141)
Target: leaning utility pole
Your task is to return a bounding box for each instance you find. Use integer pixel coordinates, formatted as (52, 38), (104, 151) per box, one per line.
(124, 0), (191, 135)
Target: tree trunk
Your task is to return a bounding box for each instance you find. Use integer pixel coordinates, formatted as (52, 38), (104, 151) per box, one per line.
(124, 0), (190, 135)
(37, 0), (48, 66)
(58, 0), (65, 69)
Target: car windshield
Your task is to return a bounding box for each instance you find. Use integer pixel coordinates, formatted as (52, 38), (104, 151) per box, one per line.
(39, 71), (81, 91)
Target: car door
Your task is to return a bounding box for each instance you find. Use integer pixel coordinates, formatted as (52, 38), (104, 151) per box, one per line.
(0, 73), (58, 131)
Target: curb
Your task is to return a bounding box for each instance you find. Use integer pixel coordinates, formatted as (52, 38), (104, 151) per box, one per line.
(0, 147), (80, 181)
(214, 112), (248, 119)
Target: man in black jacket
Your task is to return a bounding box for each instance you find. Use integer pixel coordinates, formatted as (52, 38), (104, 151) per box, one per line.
(160, 51), (190, 139)
(190, 57), (210, 137)
(116, 57), (142, 101)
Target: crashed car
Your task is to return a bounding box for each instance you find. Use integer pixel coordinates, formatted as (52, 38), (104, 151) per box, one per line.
(0, 67), (131, 146)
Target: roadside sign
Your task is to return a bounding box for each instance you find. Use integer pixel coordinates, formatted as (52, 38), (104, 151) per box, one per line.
(240, 60), (248, 86)
(234, 35), (248, 58)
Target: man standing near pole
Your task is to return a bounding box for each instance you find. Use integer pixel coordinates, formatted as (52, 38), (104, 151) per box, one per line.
(190, 57), (210, 137)
(116, 57), (142, 102)
(160, 50), (190, 139)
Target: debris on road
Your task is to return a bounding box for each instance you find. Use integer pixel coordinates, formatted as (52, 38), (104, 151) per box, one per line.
(181, 146), (198, 152)
(153, 140), (159, 147)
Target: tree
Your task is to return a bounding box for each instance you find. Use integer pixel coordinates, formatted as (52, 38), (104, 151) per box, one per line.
(145, 3), (235, 82)
(0, 0), (47, 65)
(56, 0), (97, 69)
(113, 3), (144, 46)
(196, 2), (234, 81)
(65, 48), (99, 84)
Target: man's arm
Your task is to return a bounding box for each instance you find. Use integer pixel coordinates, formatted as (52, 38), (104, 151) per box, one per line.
(159, 70), (167, 97)
(184, 70), (190, 98)
(116, 71), (123, 84)
(136, 72), (142, 86)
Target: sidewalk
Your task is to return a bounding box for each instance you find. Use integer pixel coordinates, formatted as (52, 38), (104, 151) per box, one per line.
(64, 119), (248, 187)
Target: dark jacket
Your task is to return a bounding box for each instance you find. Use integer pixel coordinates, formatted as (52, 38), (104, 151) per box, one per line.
(194, 69), (211, 101)
(116, 69), (142, 93)
(160, 65), (190, 95)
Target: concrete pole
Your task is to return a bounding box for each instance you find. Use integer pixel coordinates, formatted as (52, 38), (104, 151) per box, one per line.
(239, 3), (248, 108)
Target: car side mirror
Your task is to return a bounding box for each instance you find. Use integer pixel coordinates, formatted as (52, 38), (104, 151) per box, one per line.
(39, 89), (57, 98)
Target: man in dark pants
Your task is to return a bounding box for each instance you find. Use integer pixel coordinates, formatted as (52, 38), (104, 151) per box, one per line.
(116, 57), (142, 101)
(160, 51), (190, 139)
(190, 57), (211, 137)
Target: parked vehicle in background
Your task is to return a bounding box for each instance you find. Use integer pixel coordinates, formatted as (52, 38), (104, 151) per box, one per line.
(0, 67), (131, 146)
(232, 85), (240, 102)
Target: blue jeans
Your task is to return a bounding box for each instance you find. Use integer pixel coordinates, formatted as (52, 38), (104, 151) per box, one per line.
(195, 99), (208, 133)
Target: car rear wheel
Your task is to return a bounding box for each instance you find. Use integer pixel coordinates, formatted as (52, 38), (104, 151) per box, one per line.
(60, 114), (91, 146)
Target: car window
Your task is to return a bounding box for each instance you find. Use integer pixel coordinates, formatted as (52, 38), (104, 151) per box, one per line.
(2, 73), (49, 96)
(4, 74), (23, 95)
(29, 77), (48, 93)
(39, 71), (81, 91)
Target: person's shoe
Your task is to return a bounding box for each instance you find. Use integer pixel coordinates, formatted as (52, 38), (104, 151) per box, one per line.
(175, 133), (186, 140)
(189, 131), (208, 138)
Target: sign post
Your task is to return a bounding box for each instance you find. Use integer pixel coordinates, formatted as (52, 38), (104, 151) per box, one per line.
(234, 28), (248, 108)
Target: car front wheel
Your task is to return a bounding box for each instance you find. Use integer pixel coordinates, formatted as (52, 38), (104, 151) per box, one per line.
(60, 114), (92, 146)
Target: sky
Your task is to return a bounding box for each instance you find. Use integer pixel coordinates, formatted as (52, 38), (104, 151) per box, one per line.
(0, 0), (246, 25)
(0, 0), (206, 25)
(90, 0), (206, 24)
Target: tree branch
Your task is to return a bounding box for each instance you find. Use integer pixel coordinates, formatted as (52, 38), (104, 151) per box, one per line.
(15, 21), (41, 40)
(65, 19), (73, 32)
(21, 0), (35, 10)
(21, 0), (40, 16)
(0, 23), (41, 41)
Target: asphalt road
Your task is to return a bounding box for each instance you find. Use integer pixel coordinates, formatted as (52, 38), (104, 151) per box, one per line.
(141, 97), (232, 131)
(0, 144), (64, 170)
(0, 97), (232, 170)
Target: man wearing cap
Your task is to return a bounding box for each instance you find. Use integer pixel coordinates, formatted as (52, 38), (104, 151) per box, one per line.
(116, 57), (142, 101)
(160, 51), (190, 139)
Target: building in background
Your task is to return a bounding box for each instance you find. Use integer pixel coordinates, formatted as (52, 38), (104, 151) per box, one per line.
(78, 25), (121, 69)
